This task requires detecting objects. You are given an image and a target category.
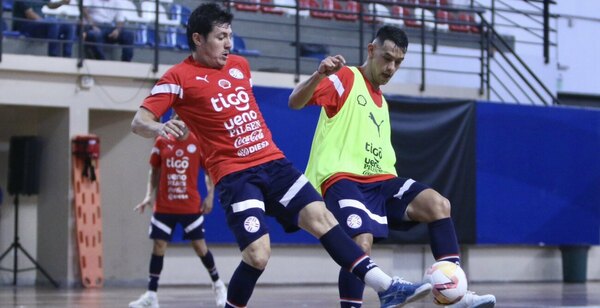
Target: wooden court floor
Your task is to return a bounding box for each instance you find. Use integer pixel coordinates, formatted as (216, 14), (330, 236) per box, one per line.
(1, 282), (599, 307)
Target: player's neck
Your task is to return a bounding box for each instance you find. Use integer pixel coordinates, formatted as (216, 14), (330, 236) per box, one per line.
(359, 65), (380, 91)
(192, 52), (210, 68)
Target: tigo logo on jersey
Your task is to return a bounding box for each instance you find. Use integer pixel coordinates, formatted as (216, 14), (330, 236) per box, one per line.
(210, 86), (250, 112)
(166, 156), (190, 174)
(176, 149), (184, 157)
(229, 68), (244, 79)
(244, 216), (260, 233)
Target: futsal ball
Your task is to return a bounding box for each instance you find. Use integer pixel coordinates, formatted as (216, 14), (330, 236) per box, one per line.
(423, 261), (468, 305)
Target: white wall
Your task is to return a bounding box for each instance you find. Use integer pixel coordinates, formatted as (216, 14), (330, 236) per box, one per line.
(387, 0), (600, 103)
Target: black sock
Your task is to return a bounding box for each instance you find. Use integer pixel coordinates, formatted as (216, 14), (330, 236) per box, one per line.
(148, 254), (163, 292)
(319, 225), (377, 281)
(200, 250), (220, 282)
(225, 261), (263, 307)
(339, 268), (365, 308)
(429, 218), (461, 264)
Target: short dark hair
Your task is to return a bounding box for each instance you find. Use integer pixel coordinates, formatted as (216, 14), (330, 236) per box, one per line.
(187, 3), (233, 51)
(374, 25), (408, 53)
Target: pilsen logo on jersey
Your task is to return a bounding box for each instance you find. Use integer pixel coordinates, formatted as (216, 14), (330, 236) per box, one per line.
(165, 144), (197, 201)
(210, 81), (269, 158)
(363, 141), (384, 175)
(166, 155), (190, 200)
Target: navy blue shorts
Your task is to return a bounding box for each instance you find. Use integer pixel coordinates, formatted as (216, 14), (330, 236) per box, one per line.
(216, 158), (323, 251)
(149, 213), (206, 241)
(323, 177), (428, 239)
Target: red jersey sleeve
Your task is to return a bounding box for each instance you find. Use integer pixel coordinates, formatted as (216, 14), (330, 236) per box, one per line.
(308, 66), (355, 118)
(149, 137), (162, 168)
(142, 67), (182, 118)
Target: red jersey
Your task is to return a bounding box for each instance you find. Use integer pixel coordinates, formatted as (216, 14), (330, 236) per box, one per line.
(150, 132), (203, 214)
(309, 66), (394, 194)
(142, 55), (284, 184)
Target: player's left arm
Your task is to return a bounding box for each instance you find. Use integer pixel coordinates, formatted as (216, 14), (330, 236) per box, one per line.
(201, 174), (214, 214)
(288, 55), (346, 110)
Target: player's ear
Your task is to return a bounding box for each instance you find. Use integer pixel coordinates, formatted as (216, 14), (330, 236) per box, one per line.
(192, 33), (203, 47)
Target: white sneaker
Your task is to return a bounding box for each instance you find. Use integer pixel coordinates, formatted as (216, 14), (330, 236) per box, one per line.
(212, 279), (227, 307)
(129, 291), (159, 308)
(445, 291), (496, 308)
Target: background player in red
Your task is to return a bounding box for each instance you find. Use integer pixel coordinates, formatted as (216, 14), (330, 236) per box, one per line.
(131, 3), (431, 308)
(129, 116), (227, 308)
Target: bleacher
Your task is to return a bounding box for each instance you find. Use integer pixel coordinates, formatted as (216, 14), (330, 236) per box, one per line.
(6, 0), (553, 103)
(2, 0), (485, 67)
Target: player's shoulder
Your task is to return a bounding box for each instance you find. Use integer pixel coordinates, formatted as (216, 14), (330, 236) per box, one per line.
(328, 66), (355, 86)
(228, 54), (248, 64)
(154, 135), (167, 147)
(227, 55), (250, 69)
(337, 66), (354, 78)
(163, 57), (195, 75)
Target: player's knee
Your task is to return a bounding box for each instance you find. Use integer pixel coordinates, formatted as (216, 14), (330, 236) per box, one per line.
(430, 195), (451, 219)
(299, 201), (337, 235)
(245, 251), (270, 269)
(152, 240), (168, 255)
(355, 240), (372, 254)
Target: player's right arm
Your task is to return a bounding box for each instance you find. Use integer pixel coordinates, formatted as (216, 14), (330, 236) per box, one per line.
(131, 107), (187, 139)
(288, 55), (346, 110)
(134, 166), (160, 214)
(201, 174), (215, 214)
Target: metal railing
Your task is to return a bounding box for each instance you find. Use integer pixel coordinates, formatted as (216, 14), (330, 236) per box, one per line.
(0, 0), (560, 105)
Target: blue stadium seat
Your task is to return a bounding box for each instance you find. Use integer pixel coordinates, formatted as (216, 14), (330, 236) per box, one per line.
(169, 3), (191, 50)
(1, 18), (21, 38)
(140, 1), (179, 49)
(293, 42), (328, 61)
(232, 34), (261, 57)
(121, 0), (148, 46)
(3, 0), (14, 11)
(170, 4), (191, 27)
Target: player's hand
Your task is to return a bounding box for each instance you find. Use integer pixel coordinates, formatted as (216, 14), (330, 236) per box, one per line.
(317, 55), (346, 77)
(157, 119), (188, 140)
(202, 195), (214, 214)
(134, 197), (152, 214)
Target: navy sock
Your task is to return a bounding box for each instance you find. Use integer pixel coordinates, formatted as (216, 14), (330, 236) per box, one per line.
(200, 250), (220, 282)
(225, 261), (263, 307)
(339, 268), (365, 308)
(319, 225), (377, 281)
(148, 254), (164, 292)
(428, 218), (460, 264)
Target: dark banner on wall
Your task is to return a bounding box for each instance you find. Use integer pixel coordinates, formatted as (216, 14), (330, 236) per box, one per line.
(383, 96), (477, 244)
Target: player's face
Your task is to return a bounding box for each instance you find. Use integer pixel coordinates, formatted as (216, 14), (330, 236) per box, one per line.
(193, 23), (233, 69)
(368, 40), (405, 87)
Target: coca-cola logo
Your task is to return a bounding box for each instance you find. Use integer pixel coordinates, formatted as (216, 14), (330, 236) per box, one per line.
(234, 129), (264, 148)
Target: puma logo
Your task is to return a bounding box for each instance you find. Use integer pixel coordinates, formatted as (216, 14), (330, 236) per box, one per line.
(196, 75), (209, 83)
(369, 112), (384, 137)
(167, 145), (174, 150)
